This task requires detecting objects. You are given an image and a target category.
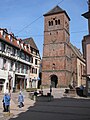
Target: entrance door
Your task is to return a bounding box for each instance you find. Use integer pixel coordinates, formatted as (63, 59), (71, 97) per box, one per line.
(15, 75), (25, 90)
(16, 79), (24, 90)
(51, 75), (58, 88)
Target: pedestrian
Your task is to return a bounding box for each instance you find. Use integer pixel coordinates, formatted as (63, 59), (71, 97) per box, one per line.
(79, 85), (84, 90)
(2, 98), (6, 112)
(50, 84), (52, 94)
(3, 91), (11, 112)
(18, 91), (24, 108)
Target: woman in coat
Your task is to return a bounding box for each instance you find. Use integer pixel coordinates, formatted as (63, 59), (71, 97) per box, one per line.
(3, 92), (10, 112)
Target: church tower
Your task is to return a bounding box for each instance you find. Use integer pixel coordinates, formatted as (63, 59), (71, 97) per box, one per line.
(42, 6), (71, 88)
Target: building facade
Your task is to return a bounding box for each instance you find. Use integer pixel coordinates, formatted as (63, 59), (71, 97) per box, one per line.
(42, 6), (86, 88)
(82, 0), (90, 95)
(0, 28), (41, 93)
(70, 44), (86, 87)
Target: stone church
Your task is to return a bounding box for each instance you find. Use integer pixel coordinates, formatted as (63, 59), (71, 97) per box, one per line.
(42, 6), (86, 88)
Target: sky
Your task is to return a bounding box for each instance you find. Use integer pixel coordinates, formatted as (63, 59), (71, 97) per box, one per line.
(0, 0), (88, 57)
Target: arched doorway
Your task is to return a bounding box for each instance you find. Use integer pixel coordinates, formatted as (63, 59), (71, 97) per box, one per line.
(51, 75), (58, 88)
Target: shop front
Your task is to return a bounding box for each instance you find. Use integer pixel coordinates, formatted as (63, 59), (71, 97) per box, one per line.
(15, 74), (27, 91)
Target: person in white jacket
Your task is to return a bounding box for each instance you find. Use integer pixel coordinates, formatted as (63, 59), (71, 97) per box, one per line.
(18, 91), (24, 108)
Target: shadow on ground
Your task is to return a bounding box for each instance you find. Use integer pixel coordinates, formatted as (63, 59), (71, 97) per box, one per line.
(9, 97), (90, 120)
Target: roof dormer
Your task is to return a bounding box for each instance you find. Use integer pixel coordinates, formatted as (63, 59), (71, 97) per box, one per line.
(17, 39), (20, 46)
(0, 29), (3, 36)
(27, 44), (30, 51)
(17, 39), (22, 46)
(21, 41), (24, 48)
(24, 44), (27, 50)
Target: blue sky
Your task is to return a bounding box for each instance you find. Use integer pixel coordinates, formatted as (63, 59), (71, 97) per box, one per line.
(0, 0), (88, 57)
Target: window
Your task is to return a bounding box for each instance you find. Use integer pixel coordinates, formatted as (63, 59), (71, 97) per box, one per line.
(21, 52), (25, 60)
(3, 59), (7, 70)
(32, 68), (34, 73)
(15, 62), (18, 72)
(18, 63), (20, 73)
(12, 48), (16, 56)
(55, 19), (60, 25)
(30, 56), (32, 63)
(31, 48), (33, 53)
(35, 68), (37, 74)
(3, 31), (6, 38)
(48, 21), (51, 26)
(7, 46), (11, 53)
(51, 21), (53, 26)
(35, 50), (38, 55)
(31, 67), (37, 74)
(31, 57), (33, 63)
(29, 56), (32, 63)
(17, 50), (20, 57)
(52, 63), (55, 70)
(30, 67), (32, 73)
(21, 64), (24, 73)
(55, 20), (57, 25)
(24, 65), (26, 74)
(48, 21), (53, 26)
(58, 19), (60, 24)
(10, 36), (13, 42)
(35, 59), (37, 65)
(1, 43), (5, 52)
(26, 66), (28, 74)
(26, 55), (30, 62)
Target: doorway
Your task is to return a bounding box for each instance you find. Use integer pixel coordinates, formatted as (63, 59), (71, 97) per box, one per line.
(15, 75), (25, 90)
(51, 75), (58, 88)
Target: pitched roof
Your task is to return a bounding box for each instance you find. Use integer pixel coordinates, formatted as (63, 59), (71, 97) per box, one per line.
(43, 5), (70, 20)
(70, 43), (85, 62)
(23, 37), (38, 50)
(82, 11), (90, 19)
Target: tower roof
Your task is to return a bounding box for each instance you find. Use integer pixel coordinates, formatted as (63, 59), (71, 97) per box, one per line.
(43, 5), (70, 21)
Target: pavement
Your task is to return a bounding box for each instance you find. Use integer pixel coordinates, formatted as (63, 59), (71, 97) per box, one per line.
(0, 91), (35, 120)
(0, 88), (90, 120)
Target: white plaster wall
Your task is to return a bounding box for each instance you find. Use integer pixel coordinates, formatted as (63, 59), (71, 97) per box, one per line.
(87, 44), (90, 75)
(0, 70), (8, 93)
(77, 58), (85, 86)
